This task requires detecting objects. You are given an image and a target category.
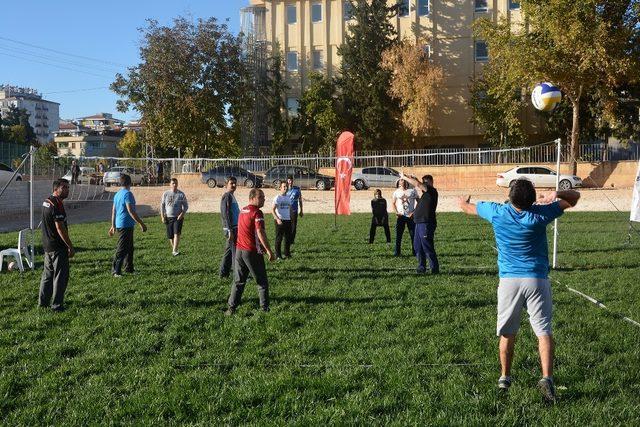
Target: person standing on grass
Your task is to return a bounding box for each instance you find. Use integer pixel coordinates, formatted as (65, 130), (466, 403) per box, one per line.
(226, 188), (275, 315)
(272, 181), (293, 260)
(370, 189), (391, 244)
(39, 178), (74, 312)
(392, 178), (417, 256)
(458, 179), (580, 403)
(160, 178), (189, 256)
(286, 175), (303, 245)
(71, 159), (80, 184)
(219, 176), (240, 278)
(109, 174), (147, 277)
(399, 173), (439, 274)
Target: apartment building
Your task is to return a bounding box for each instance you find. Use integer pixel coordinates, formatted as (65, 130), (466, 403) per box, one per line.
(248, 0), (535, 147)
(77, 113), (125, 132)
(0, 85), (60, 145)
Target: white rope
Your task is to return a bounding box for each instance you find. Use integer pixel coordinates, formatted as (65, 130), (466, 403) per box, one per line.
(171, 361), (494, 370)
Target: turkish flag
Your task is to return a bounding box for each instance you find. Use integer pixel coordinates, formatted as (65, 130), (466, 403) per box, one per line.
(335, 131), (355, 215)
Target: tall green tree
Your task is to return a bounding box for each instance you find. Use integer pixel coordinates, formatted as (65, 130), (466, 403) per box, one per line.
(111, 17), (250, 157)
(475, 0), (640, 174)
(295, 73), (344, 154)
(265, 47), (291, 154)
(337, 0), (401, 150)
(0, 106), (37, 145)
(119, 130), (144, 158)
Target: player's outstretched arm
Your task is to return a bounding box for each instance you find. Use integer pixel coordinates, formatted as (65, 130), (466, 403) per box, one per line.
(538, 190), (580, 210)
(458, 195), (478, 216)
(398, 172), (426, 195)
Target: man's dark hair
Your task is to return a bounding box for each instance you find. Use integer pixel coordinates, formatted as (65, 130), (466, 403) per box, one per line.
(53, 178), (69, 190)
(509, 179), (536, 210)
(170, 178), (178, 185)
(249, 188), (263, 200)
(120, 174), (132, 187)
(422, 174), (433, 185)
(374, 188), (382, 197)
(226, 176), (237, 184)
(287, 175), (294, 181)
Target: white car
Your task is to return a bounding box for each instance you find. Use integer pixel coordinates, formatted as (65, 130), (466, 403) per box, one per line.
(0, 162), (22, 187)
(62, 167), (101, 185)
(103, 166), (147, 187)
(496, 166), (582, 190)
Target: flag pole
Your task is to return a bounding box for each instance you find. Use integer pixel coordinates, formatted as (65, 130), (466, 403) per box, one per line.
(552, 138), (561, 269)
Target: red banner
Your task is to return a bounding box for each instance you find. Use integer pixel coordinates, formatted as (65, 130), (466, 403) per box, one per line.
(335, 131), (355, 215)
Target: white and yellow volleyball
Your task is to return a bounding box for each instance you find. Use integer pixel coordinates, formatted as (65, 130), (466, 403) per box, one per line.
(531, 82), (562, 112)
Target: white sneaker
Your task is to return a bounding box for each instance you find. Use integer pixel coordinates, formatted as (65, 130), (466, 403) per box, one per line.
(172, 251), (180, 256)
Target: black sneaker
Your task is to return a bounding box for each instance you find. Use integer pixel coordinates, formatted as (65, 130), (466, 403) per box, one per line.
(538, 377), (557, 404)
(416, 268), (426, 274)
(498, 376), (512, 390)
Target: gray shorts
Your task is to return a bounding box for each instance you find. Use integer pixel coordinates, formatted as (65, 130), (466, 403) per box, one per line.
(497, 278), (552, 337)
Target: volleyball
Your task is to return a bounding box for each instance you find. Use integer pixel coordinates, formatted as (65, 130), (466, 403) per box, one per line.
(531, 82), (562, 112)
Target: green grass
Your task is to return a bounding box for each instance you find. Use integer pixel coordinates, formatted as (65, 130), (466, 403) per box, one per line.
(1, 212), (639, 424)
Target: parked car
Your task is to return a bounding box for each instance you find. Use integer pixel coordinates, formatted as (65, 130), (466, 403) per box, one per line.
(263, 165), (334, 190)
(496, 166), (582, 190)
(201, 166), (263, 189)
(0, 162), (22, 187)
(62, 167), (102, 185)
(103, 166), (148, 187)
(351, 167), (401, 190)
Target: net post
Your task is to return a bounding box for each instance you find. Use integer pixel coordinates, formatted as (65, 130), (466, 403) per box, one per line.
(29, 145), (35, 270)
(552, 138), (561, 269)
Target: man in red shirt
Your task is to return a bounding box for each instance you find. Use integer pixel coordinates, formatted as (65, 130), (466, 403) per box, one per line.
(226, 188), (275, 314)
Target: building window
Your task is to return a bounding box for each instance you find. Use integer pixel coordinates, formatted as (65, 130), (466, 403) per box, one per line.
(509, 0), (520, 9)
(343, 1), (354, 20)
(287, 5), (297, 24)
(312, 3), (322, 23)
(417, 0), (429, 16)
(312, 50), (323, 70)
(71, 143), (76, 149)
(287, 51), (299, 71)
(286, 98), (300, 116)
(475, 0), (487, 12)
(475, 40), (489, 61)
(398, 0), (410, 17)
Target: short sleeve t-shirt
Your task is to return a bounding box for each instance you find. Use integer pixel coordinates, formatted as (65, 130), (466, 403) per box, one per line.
(273, 194), (292, 221)
(476, 201), (564, 278)
(41, 195), (67, 252)
(286, 186), (302, 213)
(236, 204), (266, 253)
(114, 188), (136, 228)
(393, 188), (418, 217)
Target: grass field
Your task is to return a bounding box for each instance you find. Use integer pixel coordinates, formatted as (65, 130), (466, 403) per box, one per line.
(1, 211), (639, 424)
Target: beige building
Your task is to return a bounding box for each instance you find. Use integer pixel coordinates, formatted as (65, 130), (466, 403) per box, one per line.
(54, 121), (121, 157)
(248, 0), (534, 147)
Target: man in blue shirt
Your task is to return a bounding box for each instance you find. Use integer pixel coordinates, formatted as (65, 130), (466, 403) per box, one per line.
(109, 174), (147, 276)
(459, 179), (580, 403)
(286, 175), (303, 245)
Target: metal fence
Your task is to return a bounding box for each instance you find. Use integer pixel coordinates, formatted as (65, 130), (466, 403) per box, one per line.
(0, 141), (30, 167)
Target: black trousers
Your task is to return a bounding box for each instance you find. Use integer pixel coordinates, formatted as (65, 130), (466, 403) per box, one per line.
(369, 217), (391, 243)
(112, 227), (134, 274)
(219, 228), (237, 277)
(274, 220), (292, 258)
(290, 211), (299, 244)
(228, 249), (269, 310)
(39, 250), (69, 309)
(395, 215), (416, 256)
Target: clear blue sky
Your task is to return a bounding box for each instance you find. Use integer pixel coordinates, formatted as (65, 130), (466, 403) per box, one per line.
(0, 0), (248, 122)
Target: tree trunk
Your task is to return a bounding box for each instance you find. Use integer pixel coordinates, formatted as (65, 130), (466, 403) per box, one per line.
(570, 96), (581, 176)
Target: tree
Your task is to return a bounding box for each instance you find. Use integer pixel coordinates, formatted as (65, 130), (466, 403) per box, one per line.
(295, 73), (345, 154)
(381, 39), (444, 141)
(0, 106), (37, 145)
(111, 17), (250, 157)
(337, 0), (401, 150)
(475, 0), (640, 174)
(265, 47), (291, 154)
(119, 130), (144, 158)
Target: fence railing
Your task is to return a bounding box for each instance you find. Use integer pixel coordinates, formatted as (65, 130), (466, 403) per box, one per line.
(0, 141), (30, 167)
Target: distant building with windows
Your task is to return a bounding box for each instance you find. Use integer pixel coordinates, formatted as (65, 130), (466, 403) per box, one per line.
(76, 113), (125, 132)
(247, 0), (534, 147)
(53, 120), (122, 157)
(0, 85), (60, 145)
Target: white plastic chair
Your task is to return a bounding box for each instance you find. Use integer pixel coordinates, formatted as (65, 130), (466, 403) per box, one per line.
(0, 229), (33, 272)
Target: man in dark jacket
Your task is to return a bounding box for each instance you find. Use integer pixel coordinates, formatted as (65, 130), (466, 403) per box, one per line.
(370, 189), (391, 243)
(219, 176), (240, 278)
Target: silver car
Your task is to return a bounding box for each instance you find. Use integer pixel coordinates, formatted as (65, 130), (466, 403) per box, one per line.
(496, 166), (582, 190)
(352, 167), (400, 190)
(0, 162), (22, 187)
(103, 166), (147, 187)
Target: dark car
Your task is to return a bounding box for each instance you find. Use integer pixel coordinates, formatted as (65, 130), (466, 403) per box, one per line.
(201, 166), (263, 189)
(264, 165), (334, 190)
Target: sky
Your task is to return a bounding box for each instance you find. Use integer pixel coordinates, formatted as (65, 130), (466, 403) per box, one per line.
(0, 0), (248, 122)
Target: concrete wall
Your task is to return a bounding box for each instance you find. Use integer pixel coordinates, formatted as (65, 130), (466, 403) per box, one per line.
(319, 160), (639, 190)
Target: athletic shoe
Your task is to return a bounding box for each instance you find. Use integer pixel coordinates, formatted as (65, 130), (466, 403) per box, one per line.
(261, 306), (270, 312)
(498, 376), (512, 390)
(52, 306), (66, 312)
(172, 251), (180, 256)
(113, 273), (122, 278)
(416, 268), (426, 274)
(538, 377), (557, 404)
(224, 307), (236, 316)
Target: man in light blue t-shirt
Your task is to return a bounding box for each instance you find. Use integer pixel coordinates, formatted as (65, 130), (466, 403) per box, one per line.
(286, 175), (303, 245)
(459, 179), (580, 403)
(108, 174), (147, 276)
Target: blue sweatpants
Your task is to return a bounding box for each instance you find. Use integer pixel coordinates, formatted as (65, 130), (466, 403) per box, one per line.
(413, 222), (439, 273)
